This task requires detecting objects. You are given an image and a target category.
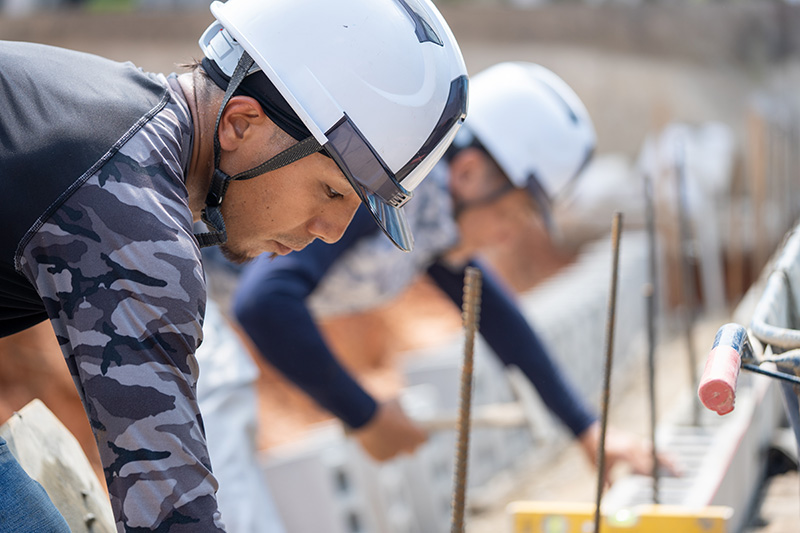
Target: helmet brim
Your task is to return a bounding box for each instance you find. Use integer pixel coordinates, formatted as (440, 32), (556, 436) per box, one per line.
(324, 115), (416, 251)
(346, 175), (414, 252)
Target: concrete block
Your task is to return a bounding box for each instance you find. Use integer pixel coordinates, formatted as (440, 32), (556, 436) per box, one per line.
(260, 425), (348, 533)
(0, 399), (115, 533)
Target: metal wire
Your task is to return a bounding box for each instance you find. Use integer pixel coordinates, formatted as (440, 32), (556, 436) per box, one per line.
(451, 266), (482, 533)
(594, 212), (623, 533)
(742, 363), (800, 386)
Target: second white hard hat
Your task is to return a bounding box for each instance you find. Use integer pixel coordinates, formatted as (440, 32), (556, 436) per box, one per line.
(459, 62), (595, 230)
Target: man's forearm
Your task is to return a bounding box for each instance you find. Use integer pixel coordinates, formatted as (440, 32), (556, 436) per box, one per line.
(427, 260), (597, 437)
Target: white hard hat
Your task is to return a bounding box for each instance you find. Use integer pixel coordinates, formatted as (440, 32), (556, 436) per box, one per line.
(197, 0), (468, 251)
(458, 62), (595, 230)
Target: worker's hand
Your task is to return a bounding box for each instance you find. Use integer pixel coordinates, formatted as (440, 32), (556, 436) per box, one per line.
(577, 421), (681, 487)
(353, 398), (428, 462)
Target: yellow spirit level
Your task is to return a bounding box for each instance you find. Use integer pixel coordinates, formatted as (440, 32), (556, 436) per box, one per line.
(508, 501), (733, 533)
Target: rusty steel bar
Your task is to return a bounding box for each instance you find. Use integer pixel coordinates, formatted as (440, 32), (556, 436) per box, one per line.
(643, 170), (660, 504)
(674, 139), (701, 426)
(594, 212), (624, 533)
(451, 266), (482, 533)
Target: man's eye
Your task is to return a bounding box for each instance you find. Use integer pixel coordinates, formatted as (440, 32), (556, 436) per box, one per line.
(327, 186), (343, 199)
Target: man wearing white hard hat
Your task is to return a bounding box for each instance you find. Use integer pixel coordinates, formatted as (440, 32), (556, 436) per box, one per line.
(232, 62), (670, 479)
(0, 0), (467, 529)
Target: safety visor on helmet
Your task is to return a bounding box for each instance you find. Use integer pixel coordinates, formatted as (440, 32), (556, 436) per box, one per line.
(525, 143), (595, 233)
(324, 75), (468, 252)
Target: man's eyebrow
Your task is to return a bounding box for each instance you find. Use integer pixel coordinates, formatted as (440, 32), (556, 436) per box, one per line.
(335, 169), (354, 192)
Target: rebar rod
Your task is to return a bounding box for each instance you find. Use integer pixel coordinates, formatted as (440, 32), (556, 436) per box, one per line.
(643, 170), (660, 504)
(675, 139), (700, 426)
(451, 266), (482, 533)
(594, 212), (624, 533)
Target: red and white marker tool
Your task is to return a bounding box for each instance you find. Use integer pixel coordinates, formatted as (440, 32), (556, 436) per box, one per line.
(698, 323), (750, 415)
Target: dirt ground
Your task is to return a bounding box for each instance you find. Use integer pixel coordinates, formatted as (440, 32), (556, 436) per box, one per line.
(463, 315), (710, 533)
(461, 310), (800, 533)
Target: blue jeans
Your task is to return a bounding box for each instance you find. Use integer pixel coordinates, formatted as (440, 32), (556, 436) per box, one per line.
(0, 436), (70, 532)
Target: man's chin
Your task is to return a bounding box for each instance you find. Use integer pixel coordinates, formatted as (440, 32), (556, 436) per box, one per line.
(219, 238), (310, 263)
(218, 243), (254, 265)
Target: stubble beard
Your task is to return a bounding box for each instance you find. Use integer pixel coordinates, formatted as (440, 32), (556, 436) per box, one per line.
(219, 242), (253, 265)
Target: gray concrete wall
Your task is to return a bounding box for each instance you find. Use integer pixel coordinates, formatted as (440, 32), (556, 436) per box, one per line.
(2, 4), (798, 155)
(442, 2), (800, 65)
(3, 3), (799, 65)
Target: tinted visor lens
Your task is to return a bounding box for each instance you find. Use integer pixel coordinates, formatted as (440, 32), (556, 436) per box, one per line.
(396, 75), (468, 189)
(324, 115), (414, 251)
(525, 173), (554, 233)
(323, 75), (468, 252)
(326, 116), (412, 208)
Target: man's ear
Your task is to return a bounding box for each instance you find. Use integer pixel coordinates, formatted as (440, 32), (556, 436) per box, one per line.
(217, 95), (268, 151)
(448, 147), (489, 201)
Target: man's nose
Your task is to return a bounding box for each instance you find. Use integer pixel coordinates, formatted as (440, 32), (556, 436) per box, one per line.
(308, 199), (360, 244)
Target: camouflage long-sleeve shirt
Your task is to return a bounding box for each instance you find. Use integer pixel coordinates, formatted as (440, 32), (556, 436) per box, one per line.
(0, 41), (225, 531)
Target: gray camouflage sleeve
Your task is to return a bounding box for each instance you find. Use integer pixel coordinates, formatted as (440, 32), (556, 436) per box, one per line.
(17, 149), (225, 530)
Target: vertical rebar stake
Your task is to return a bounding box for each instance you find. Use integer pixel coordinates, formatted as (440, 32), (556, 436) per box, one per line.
(594, 212), (624, 533)
(451, 266), (482, 533)
(675, 140), (700, 426)
(643, 171), (660, 504)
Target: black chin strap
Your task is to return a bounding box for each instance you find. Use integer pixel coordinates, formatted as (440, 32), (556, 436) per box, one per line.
(195, 52), (323, 248)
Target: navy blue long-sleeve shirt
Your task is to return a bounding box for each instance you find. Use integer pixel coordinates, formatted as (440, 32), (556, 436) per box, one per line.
(233, 206), (596, 436)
